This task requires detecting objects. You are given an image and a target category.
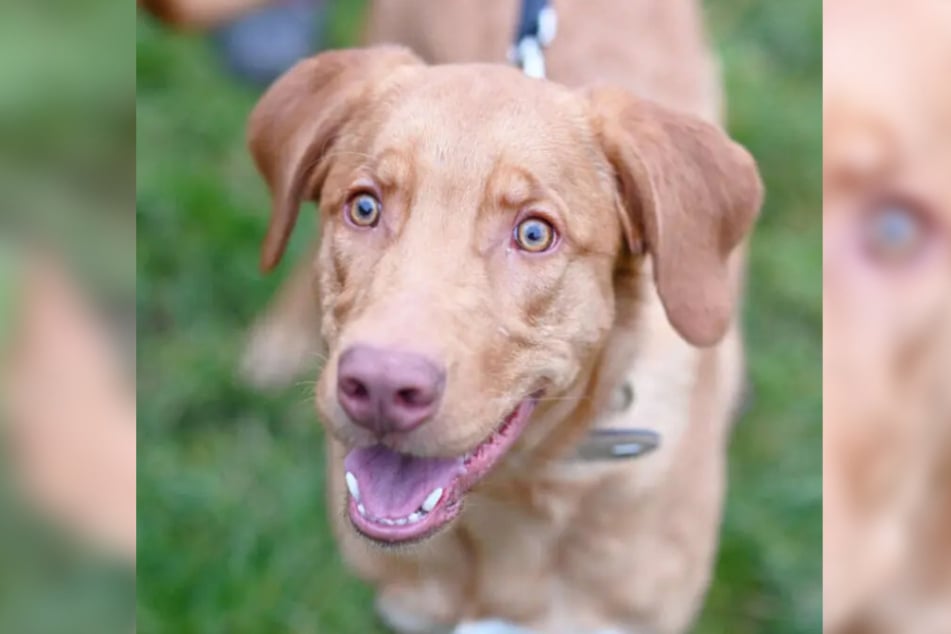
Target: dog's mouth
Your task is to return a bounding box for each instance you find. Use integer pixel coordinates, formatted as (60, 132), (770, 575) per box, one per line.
(342, 394), (540, 544)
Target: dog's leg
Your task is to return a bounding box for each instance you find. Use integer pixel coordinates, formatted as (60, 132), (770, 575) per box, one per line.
(241, 246), (322, 389)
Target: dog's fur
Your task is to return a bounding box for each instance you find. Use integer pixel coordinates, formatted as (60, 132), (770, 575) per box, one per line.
(244, 2), (762, 632)
(1, 256), (136, 560)
(823, 1), (951, 632)
(137, 0), (270, 29)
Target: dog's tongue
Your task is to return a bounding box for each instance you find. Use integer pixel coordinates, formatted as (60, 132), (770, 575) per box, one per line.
(343, 445), (464, 518)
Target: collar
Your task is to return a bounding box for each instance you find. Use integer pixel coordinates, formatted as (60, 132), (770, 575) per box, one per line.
(508, 0), (557, 78)
(572, 381), (662, 462)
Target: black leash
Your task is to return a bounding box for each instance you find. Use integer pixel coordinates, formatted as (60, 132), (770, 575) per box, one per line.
(509, 0), (557, 78)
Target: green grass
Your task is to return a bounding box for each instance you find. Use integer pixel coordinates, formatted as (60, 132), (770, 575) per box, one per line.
(0, 1), (134, 632)
(137, 2), (820, 632)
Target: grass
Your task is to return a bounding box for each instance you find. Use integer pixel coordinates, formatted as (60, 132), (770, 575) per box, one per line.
(0, 1), (134, 633)
(136, 1), (820, 632)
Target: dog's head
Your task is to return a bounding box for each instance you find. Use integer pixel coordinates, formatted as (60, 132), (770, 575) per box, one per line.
(823, 0), (951, 628)
(248, 46), (761, 544)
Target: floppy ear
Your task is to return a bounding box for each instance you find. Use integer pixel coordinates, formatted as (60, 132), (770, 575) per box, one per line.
(587, 87), (763, 347)
(247, 46), (422, 272)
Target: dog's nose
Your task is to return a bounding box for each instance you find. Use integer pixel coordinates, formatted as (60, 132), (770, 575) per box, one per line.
(337, 345), (445, 434)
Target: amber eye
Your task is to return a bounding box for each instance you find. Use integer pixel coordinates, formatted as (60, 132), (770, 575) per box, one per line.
(347, 193), (382, 227)
(862, 199), (929, 264)
(514, 217), (556, 252)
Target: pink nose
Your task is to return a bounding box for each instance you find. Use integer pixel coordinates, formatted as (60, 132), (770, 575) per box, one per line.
(337, 345), (445, 434)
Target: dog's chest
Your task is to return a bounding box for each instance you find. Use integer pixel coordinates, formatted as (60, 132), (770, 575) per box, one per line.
(457, 465), (644, 626)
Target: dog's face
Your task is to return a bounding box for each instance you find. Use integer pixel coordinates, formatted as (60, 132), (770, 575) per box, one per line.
(248, 47), (760, 544)
(823, 0), (951, 628)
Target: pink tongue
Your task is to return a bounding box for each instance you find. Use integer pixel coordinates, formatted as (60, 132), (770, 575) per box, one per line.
(344, 445), (464, 518)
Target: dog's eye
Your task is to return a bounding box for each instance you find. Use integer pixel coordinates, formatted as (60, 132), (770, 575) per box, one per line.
(861, 198), (930, 265)
(347, 193), (382, 228)
(514, 217), (556, 252)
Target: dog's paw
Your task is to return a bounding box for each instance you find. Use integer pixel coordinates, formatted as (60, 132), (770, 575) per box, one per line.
(453, 623), (633, 634)
(375, 589), (454, 634)
(452, 620), (536, 634)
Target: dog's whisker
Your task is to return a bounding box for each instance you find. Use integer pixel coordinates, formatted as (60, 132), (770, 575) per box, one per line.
(535, 395), (592, 403)
(291, 379), (318, 401)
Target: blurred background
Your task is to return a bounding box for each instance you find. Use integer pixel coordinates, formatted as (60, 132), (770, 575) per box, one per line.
(136, 1), (820, 633)
(0, 0), (135, 632)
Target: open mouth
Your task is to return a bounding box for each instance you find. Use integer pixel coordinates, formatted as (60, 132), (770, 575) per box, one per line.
(342, 394), (539, 544)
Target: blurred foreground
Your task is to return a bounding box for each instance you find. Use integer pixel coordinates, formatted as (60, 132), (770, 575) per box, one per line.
(0, 0), (135, 632)
(823, 0), (951, 632)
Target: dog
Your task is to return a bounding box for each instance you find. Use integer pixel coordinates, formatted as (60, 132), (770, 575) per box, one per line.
(137, 0), (271, 29)
(243, 2), (762, 632)
(823, 0), (951, 631)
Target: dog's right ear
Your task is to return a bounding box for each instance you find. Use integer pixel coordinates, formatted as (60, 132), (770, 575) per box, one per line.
(247, 46), (422, 272)
(587, 87), (763, 347)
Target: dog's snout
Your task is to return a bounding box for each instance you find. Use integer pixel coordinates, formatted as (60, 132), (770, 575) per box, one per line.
(337, 345), (445, 434)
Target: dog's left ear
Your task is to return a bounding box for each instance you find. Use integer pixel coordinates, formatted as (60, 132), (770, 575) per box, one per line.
(587, 87), (763, 347)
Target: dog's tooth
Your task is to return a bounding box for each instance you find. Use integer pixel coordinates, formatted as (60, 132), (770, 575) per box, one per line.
(345, 471), (360, 501)
(357, 504), (366, 516)
(380, 518), (395, 526)
(421, 488), (443, 513)
(407, 512), (423, 524)
(394, 518), (407, 526)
